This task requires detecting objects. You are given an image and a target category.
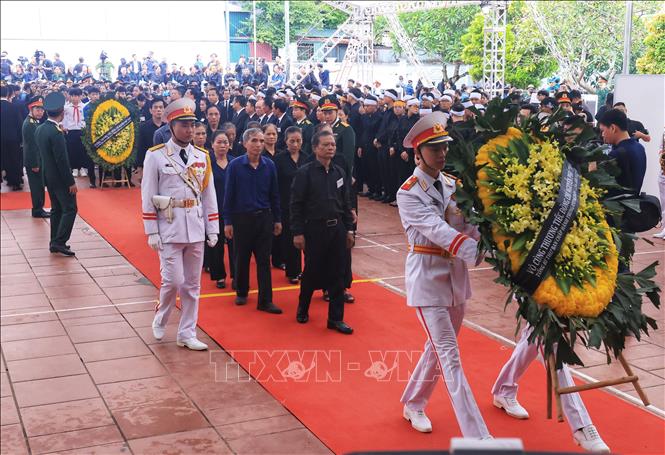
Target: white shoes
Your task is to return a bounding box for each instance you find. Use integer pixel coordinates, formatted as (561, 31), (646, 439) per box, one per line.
(493, 395), (529, 419)
(653, 228), (665, 239)
(176, 337), (208, 351)
(152, 321), (165, 340)
(403, 405), (432, 433)
(72, 169), (79, 177)
(573, 425), (610, 453)
(80, 168), (88, 177)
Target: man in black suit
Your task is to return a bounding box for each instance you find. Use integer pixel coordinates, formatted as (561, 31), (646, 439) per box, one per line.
(220, 87), (233, 124)
(244, 98), (260, 132)
(259, 98), (276, 126)
(1, 85), (25, 190)
(273, 99), (293, 150)
(231, 95), (249, 140)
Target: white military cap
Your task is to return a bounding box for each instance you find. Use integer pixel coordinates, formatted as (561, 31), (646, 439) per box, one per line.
(403, 111), (453, 149)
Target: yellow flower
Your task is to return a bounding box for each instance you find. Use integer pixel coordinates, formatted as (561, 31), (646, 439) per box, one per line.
(89, 100), (134, 165)
(476, 129), (618, 317)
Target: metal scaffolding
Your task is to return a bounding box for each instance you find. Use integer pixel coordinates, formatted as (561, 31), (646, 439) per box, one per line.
(309, 0), (505, 95)
(482, 1), (507, 98)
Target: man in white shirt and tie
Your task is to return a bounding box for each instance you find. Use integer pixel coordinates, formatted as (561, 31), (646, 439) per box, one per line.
(62, 87), (96, 187)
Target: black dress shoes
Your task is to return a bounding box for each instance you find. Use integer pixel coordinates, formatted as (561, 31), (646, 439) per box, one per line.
(322, 290), (330, 302)
(344, 292), (355, 303)
(49, 245), (75, 256)
(32, 210), (50, 218)
(288, 277), (300, 284)
(327, 320), (353, 334)
(235, 296), (248, 305)
(257, 302), (283, 314)
(296, 313), (309, 323)
(216, 279), (226, 289)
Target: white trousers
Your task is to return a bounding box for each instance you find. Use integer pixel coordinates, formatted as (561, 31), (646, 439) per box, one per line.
(491, 327), (592, 432)
(154, 242), (205, 341)
(401, 305), (490, 438)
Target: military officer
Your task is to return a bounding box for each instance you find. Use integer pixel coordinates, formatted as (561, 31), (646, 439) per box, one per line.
(396, 112), (491, 439)
(492, 327), (610, 452)
(318, 95), (355, 176)
(141, 97), (219, 351)
(35, 92), (77, 257)
(290, 96), (313, 155)
(318, 95), (356, 303)
(22, 96), (50, 218)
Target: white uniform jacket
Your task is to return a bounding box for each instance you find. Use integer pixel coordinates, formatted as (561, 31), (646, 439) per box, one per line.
(396, 166), (480, 308)
(141, 139), (219, 243)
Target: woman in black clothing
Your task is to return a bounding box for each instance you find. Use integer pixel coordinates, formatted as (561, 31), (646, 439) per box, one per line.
(274, 127), (307, 283)
(261, 122), (285, 269)
(207, 130), (235, 288)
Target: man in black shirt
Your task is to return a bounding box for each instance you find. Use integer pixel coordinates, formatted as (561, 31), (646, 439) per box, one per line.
(613, 102), (650, 143)
(1, 85), (25, 190)
(137, 98), (166, 172)
(290, 130), (355, 334)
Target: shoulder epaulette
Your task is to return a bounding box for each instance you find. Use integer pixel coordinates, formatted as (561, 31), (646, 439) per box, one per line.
(341, 121), (349, 127)
(193, 145), (208, 154)
(304, 119), (312, 125)
(441, 171), (459, 186)
(148, 143), (165, 152)
(400, 175), (418, 191)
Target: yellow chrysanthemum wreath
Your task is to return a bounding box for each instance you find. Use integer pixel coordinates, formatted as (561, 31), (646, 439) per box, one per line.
(83, 98), (139, 170)
(475, 127), (619, 317)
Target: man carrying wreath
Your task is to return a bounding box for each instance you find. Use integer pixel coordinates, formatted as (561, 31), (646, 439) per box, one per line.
(396, 112), (491, 439)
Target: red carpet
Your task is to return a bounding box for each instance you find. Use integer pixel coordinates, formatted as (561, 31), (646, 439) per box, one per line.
(4, 188), (664, 454)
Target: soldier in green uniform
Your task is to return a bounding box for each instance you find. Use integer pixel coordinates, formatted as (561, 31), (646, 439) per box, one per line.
(290, 96), (314, 156)
(22, 96), (50, 218)
(317, 95), (357, 303)
(35, 92), (78, 257)
(318, 95), (355, 176)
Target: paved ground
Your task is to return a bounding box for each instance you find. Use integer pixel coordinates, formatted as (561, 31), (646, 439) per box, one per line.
(1, 176), (663, 454)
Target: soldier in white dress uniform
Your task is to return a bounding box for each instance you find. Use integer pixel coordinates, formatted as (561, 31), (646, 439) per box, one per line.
(141, 98), (219, 350)
(492, 327), (610, 452)
(396, 112), (491, 439)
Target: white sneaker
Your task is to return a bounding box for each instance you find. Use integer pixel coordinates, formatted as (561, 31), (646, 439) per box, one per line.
(493, 396), (529, 419)
(72, 169), (79, 177)
(653, 228), (665, 239)
(152, 322), (165, 340)
(573, 425), (610, 453)
(403, 405), (432, 433)
(80, 168), (88, 177)
(176, 338), (208, 351)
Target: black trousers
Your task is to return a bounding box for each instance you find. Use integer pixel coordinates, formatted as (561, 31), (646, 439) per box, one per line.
(377, 146), (390, 196)
(398, 154), (415, 186)
(208, 219), (234, 281)
(297, 219), (346, 322)
(66, 130), (95, 186)
(1, 141), (22, 187)
(280, 209), (302, 279)
(363, 146), (380, 194)
(26, 168), (46, 215)
(48, 185), (77, 248)
(353, 150), (364, 193)
(386, 151), (400, 201)
(271, 230), (284, 268)
(232, 210), (273, 305)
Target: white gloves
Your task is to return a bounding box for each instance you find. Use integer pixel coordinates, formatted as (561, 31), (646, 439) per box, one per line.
(148, 233), (163, 251)
(207, 234), (218, 248)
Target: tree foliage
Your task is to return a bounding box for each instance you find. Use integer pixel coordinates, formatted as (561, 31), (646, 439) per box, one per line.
(460, 2), (557, 88)
(637, 13), (665, 74)
(528, 1), (660, 91)
(240, 1), (347, 49)
(390, 5), (480, 83)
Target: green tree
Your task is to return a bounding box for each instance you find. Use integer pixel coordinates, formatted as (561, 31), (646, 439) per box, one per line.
(527, 1), (660, 92)
(637, 13), (665, 74)
(390, 5), (479, 84)
(240, 1), (347, 49)
(461, 2), (557, 88)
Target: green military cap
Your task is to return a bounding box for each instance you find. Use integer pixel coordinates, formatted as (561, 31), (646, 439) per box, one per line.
(43, 92), (65, 111)
(27, 96), (44, 110)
